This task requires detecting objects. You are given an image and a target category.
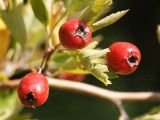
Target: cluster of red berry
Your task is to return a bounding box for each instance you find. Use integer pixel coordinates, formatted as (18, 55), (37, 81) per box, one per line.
(17, 20), (141, 107)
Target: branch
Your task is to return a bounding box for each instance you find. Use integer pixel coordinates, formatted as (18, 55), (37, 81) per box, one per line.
(1, 78), (160, 120)
(1, 78), (160, 102)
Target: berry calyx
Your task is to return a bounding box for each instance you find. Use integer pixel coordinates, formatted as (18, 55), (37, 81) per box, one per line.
(106, 42), (141, 75)
(17, 72), (49, 107)
(59, 20), (92, 49)
(58, 72), (85, 82)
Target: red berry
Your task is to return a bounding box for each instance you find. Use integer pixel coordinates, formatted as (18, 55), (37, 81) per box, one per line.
(17, 72), (49, 107)
(106, 42), (141, 75)
(58, 72), (85, 82)
(59, 20), (92, 49)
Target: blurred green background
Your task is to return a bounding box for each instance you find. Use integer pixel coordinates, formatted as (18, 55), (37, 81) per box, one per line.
(22, 0), (160, 119)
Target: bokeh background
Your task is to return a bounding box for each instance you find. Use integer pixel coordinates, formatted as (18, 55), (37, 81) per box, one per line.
(23, 0), (160, 119)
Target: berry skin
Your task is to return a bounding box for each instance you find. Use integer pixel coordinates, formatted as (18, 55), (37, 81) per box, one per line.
(58, 72), (85, 82)
(106, 42), (141, 75)
(17, 72), (49, 107)
(59, 20), (92, 49)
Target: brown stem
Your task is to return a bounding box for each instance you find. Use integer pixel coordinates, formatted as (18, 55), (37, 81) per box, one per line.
(1, 78), (160, 102)
(38, 44), (60, 74)
(1, 78), (160, 119)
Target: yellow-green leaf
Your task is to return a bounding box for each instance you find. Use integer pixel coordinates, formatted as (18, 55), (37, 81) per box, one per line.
(80, 0), (112, 25)
(1, 4), (27, 48)
(92, 10), (129, 32)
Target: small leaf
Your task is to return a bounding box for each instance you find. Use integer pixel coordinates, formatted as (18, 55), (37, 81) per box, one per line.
(106, 71), (118, 79)
(30, 0), (49, 26)
(80, 48), (110, 59)
(80, 57), (111, 85)
(80, 0), (112, 25)
(134, 106), (160, 120)
(92, 10), (129, 31)
(1, 4), (27, 47)
(91, 64), (111, 85)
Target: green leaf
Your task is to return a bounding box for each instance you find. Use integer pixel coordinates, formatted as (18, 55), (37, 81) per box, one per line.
(80, 0), (112, 25)
(80, 57), (111, 85)
(92, 10), (129, 32)
(30, 0), (49, 26)
(80, 48), (109, 59)
(1, 4), (27, 47)
(66, 0), (94, 16)
(79, 49), (111, 85)
(106, 71), (118, 79)
(134, 106), (160, 120)
(0, 89), (22, 120)
(50, 52), (88, 74)
(11, 114), (32, 120)
(50, 48), (112, 85)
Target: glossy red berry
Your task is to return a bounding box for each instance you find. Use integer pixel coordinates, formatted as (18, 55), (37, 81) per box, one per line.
(17, 72), (49, 107)
(59, 20), (92, 49)
(106, 42), (141, 75)
(58, 72), (85, 82)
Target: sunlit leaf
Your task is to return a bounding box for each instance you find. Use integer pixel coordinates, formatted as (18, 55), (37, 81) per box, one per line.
(66, 0), (94, 16)
(0, 18), (10, 61)
(134, 106), (160, 120)
(1, 4), (27, 48)
(80, 0), (112, 25)
(92, 10), (129, 31)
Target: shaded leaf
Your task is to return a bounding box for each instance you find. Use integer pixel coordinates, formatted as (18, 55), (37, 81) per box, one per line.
(92, 10), (129, 31)
(30, 0), (49, 26)
(1, 4), (27, 48)
(0, 89), (22, 120)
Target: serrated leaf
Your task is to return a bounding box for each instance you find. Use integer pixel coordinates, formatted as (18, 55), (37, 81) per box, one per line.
(134, 106), (160, 120)
(92, 10), (129, 31)
(80, 57), (111, 85)
(30, 0), (49, 26)
(80, 0), (112, 25)
(1, 4), (27, 48)
(91, 64), (111, 85)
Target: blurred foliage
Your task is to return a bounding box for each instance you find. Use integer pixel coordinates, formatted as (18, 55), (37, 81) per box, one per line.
(0, 0), (159, 120)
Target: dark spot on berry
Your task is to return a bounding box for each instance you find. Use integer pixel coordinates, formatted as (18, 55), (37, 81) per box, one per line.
(74, 23), (89, 42)
(128, 55), (138, 63)
(24, 91), (37, 106)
